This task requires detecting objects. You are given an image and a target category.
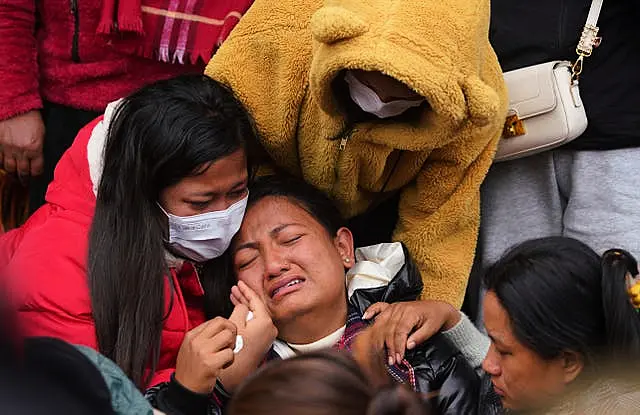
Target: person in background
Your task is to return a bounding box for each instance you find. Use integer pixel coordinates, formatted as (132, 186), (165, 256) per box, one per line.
(206, 0), (508, 308)
(468, 0), (640, 323)
(0, 76), (262, 413)
(481, 238), (640, 413)
(0, 0), (254, 212)
(381, 237), (640, 414)
(228, 350), (432, 415)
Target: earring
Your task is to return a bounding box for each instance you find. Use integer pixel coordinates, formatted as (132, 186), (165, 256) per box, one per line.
(344, 257), (351, 263)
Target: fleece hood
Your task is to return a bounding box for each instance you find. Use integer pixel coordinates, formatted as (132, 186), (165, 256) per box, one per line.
(204, 0), (508, 307)
(309, 0), (503, 148)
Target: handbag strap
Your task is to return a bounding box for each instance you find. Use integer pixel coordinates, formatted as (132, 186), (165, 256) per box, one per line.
(572, 0), (604, 81)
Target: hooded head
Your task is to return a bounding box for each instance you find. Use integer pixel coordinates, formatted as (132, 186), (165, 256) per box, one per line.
(309, 0), (503, 141)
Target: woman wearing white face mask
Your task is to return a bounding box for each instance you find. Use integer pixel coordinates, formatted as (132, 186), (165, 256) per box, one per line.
(206, 0), (508, 309)
(0, 75), (263, 413)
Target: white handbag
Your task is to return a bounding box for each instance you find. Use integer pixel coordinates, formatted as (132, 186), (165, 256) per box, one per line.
(494, 0), (604, 162)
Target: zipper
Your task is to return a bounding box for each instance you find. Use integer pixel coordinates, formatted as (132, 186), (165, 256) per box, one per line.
(70, 0), (80, 62)
(333, 128), (352, 194)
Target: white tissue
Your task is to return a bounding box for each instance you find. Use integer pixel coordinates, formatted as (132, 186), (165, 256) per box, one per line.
(233, 335), (244, 354)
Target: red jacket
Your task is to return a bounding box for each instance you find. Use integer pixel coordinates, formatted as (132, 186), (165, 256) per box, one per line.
(0, 116), (206, 387)
(0, 0), (203, 120)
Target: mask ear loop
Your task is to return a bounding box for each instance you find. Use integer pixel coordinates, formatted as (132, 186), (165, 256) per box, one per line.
(156, 202), (171, 217)
(155, 202), (172, 244)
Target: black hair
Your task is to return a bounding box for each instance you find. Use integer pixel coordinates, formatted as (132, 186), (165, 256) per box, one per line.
(87, 74), (257, 388)
(228, 350), (430, 415)
(484, 236), (640, 369)
(246, 175), (345, 237)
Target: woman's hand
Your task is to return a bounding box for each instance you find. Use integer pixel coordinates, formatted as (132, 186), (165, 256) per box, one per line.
(218, 281), (278, 392)
(363, 300), (460, 365)
(351, 326), (392, 389)
(174, 317), (237, 394)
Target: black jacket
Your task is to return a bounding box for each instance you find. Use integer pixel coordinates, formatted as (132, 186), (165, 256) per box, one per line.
(490, 0), (640, 150)
(350, 244), (481, 415)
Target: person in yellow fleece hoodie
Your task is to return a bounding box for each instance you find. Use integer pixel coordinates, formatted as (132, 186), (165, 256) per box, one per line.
(205, 0), (508, 308)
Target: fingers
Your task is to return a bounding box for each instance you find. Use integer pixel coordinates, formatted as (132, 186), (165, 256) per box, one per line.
(188, 317), (236, 341)
(206, 324), (238, 353)
(381, 308), (417, 365)
(208, 347), (235, 371)
(362, 302), (390, 320)
(351, 328), (390, 388)
(366, 310), (394, 365)
(406, 322), (440, 351)
(16, 155), (30, 184)
(230, 294), (240, 307)
(4, 153), (16, 174)
(229, 303), (250, 327)
(231, 285), (250, 307)
(200, 317), (237, 341)
(237, 281), (268, 315)
(29, 153), (44, 176)
(391, 314), (417, 363)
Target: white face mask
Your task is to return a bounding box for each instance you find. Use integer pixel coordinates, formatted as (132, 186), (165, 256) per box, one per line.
(160, 194), (248, 262)
(344, 71), (424, 119)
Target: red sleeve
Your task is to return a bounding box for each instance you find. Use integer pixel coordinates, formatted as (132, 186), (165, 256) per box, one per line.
(0, 0), (41, 120)
(18, 306), (98, 349)
(6, 212), (97, 348)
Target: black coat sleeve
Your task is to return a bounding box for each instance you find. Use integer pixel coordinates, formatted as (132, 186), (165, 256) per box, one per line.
(146, 375), (214, 415)
(408, 335), (480, 415)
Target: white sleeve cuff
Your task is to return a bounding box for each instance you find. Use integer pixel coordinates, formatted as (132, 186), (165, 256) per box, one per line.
(442, 312), (490, 370)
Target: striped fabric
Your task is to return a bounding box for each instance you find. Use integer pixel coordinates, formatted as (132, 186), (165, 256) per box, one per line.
(260, 305), (417, 390)
(98, 0), (254, 64)
(205, 305), (421, 412)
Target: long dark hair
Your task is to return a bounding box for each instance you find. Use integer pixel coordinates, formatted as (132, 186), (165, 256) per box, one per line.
(484, 236), (640, 370)
(88, 74), (257, 388)
(228, 350), (430, 415)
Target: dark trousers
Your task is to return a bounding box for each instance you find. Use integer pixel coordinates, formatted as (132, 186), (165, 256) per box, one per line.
(29, 102), (101, 212)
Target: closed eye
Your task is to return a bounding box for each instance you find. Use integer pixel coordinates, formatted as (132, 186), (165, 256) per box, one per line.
(187, 200), (211, 210)
(228, 188), (248, 199)
(496, 348), (512, 357)
(284, 235), (302, 244)
(237, 256), (258, 270)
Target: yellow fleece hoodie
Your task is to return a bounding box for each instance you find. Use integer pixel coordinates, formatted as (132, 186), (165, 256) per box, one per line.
(206, 0), (508, 307)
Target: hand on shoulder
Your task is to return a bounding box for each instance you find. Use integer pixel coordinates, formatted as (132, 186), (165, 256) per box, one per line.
(362, 299), (461, 365)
